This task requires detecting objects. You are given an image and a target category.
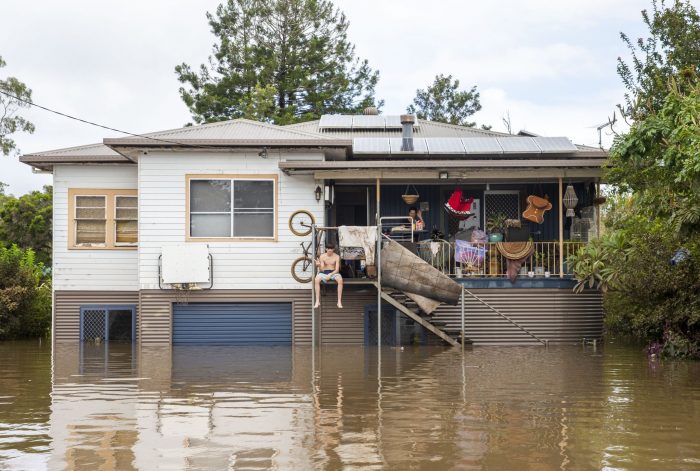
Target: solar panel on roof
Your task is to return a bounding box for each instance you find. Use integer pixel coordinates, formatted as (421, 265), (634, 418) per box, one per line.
(497, 137), (541, 153)
(532, 137), (577, 153)
(383, 115), (402, 128)
(461, 137), (503, 154)
(382, 115), (419, 129)
(352, 115), (386, 129)
(353, 138), (391, 154)
(389, 138), (428, 153)
(319, 115), (353, 129)
(425, 138), (465, 154)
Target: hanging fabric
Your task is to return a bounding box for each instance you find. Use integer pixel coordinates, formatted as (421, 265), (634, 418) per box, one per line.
(402, 184), (419, 205)
(444, 188), (475, 220)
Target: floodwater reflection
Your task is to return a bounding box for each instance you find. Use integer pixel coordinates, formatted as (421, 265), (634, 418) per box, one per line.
(1, 341), (699, 470)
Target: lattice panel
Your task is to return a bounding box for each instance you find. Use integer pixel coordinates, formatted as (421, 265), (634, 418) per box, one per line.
(366, 309), (396, 346)
(82, 309), (106, 341)
(484, 192), (520, 222)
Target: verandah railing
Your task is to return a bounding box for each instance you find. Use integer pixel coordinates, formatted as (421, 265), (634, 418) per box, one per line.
(416, 241), (585, 278)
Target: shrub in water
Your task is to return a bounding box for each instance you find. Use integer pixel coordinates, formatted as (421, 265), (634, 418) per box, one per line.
(0, 245), (51, 339)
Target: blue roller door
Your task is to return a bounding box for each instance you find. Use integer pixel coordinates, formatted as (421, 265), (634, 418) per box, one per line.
(173, 303), (292, 345)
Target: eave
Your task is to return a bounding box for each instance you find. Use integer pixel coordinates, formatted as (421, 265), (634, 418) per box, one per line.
(279, 159), (608, 180)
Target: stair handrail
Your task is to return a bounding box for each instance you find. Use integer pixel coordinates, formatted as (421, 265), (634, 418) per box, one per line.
(461, 287), (547, 345)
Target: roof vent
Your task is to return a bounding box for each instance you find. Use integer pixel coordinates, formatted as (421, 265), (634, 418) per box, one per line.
(400, 114), (415, 151)
(363, 106), (379, 115)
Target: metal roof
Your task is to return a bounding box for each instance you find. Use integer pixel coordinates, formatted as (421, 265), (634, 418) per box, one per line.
(351, 136), (580, 157)
(287, 119), (504, 137)
(104, 118), (336, 146)
(20, 114), (605, 171)
(22, 142), (121, 158)
(19, 143), (131, 170)
(279, 159), (606, 169)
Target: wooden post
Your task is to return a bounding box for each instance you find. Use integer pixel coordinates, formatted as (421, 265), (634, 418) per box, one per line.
(375, 178), (381, 224)
(376, 177), (382, 348)
(558, 177), (564, 278)
(311, 224), (317, 349)
(595, 181), (601, 239)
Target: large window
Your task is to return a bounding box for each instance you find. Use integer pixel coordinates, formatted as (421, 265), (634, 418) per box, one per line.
(187, 175), (276, 240)
(68, 189), (138, 249)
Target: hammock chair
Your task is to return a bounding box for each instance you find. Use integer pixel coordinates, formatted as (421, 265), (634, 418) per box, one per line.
(444, 188), (475, 220)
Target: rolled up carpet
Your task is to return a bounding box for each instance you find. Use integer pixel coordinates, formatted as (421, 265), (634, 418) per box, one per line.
(381, 239), (462, 305)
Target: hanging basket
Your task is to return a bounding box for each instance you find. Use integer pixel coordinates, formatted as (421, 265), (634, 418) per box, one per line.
(401, 184), (419, 205)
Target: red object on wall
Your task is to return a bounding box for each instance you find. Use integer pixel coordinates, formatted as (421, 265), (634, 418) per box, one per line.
(444, 188), (475, 220)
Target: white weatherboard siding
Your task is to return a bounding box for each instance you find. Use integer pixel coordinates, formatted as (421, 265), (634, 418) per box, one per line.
(53, 165), (139, 291)
(138, 151), (325, 290)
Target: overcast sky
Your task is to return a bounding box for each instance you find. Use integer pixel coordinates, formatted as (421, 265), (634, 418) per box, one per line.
(0, 0), (656, 195)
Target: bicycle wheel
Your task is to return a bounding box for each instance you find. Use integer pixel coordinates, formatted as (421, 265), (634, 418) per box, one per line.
(289, 210), (315, 237)
(291, 256), (314, 283)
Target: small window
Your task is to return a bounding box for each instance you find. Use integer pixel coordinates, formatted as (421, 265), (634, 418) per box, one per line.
(188, 176), (276, 240)
(115, 196), (138, 245)
(75, 195), (106, 246)
(69, 189), (138, 249)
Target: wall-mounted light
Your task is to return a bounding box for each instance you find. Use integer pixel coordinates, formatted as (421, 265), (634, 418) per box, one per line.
(258, 147), (268, 159)
(439, 171), (449, 179)
(314, 185), (322, 202)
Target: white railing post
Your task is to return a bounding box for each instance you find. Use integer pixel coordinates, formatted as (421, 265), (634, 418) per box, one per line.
(461, 287), (465, 348)
(377, 223), (382, 349)
(311, 224), (316, 350)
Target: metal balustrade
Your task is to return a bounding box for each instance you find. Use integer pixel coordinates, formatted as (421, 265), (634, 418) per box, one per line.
(416, 241), (586, 278)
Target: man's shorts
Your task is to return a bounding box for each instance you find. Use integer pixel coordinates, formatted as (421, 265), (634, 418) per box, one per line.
(318, 271), (341, 283)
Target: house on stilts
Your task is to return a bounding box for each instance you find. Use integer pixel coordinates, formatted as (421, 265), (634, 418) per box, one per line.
(21, 108), (605, 347)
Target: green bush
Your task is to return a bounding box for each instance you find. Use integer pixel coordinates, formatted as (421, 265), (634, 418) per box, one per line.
(570, 201), (700, 358)
(0, 245), (51, 339)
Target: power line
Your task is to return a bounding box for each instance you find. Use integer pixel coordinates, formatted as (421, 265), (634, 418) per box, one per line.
(0, 89), (213, 149)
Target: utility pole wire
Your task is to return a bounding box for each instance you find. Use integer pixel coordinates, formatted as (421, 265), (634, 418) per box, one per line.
(0, 89), (212, 149)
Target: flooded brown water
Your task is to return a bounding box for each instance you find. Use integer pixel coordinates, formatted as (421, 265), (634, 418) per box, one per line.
(1, 341), (699, 470)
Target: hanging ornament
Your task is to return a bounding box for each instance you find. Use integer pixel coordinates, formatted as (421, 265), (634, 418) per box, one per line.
(563, 184), (578, 218)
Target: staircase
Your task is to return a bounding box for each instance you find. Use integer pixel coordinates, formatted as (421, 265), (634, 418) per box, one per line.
(371, 282), (462, 347)
(371, 283), (552, 347)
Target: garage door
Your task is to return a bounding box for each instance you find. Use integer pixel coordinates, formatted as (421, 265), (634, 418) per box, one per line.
(172, 303), (292, 345)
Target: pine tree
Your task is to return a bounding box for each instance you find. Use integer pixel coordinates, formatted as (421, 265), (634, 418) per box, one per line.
(407, 74), (482, 127)
(175, 0), (381, 125)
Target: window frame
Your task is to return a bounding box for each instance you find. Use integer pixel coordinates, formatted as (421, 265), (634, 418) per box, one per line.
(114, 194), (139, 247)
(68, 188), (138, 250)
(185, 174), (278, 242)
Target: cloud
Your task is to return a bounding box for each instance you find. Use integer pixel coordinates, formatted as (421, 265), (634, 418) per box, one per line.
(1, 0), (650, 194)
(474, 87), (625, 148)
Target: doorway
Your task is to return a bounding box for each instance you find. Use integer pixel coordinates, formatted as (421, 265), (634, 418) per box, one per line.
(80, 305), (136, 343)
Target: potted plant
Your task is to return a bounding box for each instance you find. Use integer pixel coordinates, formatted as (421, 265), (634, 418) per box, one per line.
(534, 251), (548, 276)
(486, 212), (507, 242)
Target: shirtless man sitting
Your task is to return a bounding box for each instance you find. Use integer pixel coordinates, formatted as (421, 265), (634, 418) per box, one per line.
(314, 242), (343, 308)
